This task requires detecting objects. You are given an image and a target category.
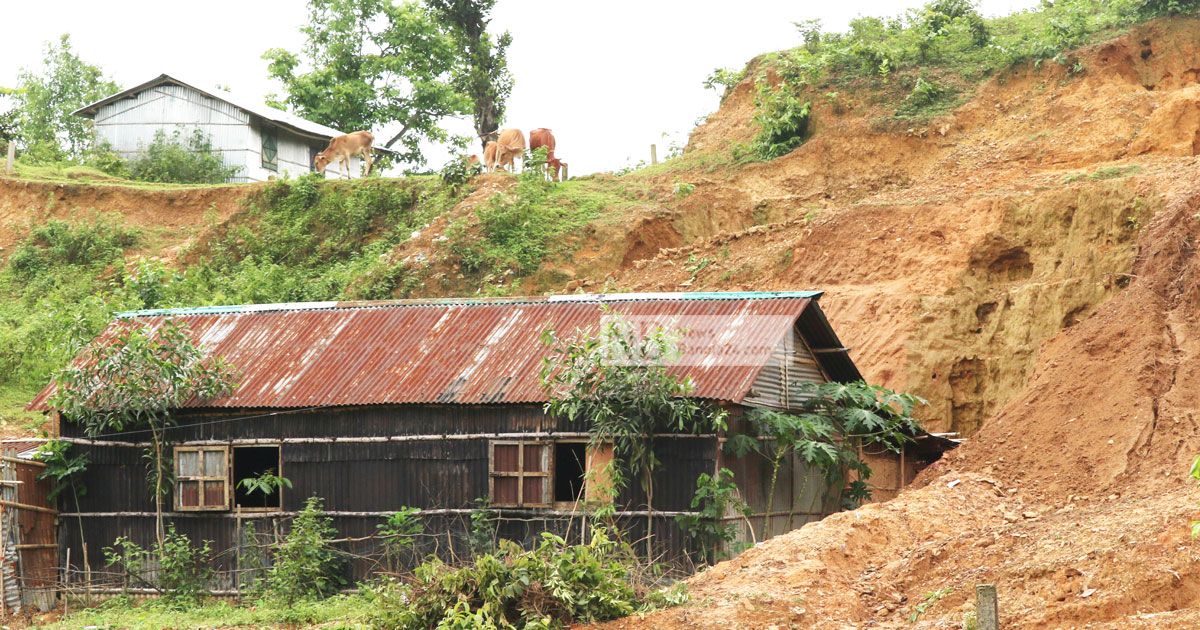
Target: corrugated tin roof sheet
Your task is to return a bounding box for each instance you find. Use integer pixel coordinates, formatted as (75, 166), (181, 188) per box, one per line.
(29, 292), (851, 411)
(73, 73), (395, 151)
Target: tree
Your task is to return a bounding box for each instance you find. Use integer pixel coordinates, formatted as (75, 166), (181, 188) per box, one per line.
(264, 0), (471, 167)
(13, 34), (119, 162)
(50, 320), (237, 545)
(0, 88), (18, 146)
(726, 381), (925, 536)
(541, 313), (727, 554)
(425, 0), (514, 152)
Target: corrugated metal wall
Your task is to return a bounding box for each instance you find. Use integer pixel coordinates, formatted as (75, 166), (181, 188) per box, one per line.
(61, 404), (719, 583)
(743, 325), (829, 409)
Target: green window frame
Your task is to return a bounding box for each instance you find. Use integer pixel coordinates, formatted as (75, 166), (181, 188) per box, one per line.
(261, 127), (278, 171)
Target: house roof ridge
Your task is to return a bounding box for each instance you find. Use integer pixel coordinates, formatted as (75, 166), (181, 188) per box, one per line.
(115, 291), (826, 319)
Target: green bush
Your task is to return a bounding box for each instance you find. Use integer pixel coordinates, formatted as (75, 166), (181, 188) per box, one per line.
(366, 530), (641, 629)
(1139, 0), (1200, 16)
(264, 496), (346, 604)
(104, 525), (214, 606)
(896, 76), (958, 118)
(751, 83), (812, 160)
(127, 129), (240, 184)
(7, 217), (139, 280)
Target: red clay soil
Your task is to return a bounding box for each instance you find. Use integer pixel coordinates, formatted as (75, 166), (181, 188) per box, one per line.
(592, 17), (1200, 630)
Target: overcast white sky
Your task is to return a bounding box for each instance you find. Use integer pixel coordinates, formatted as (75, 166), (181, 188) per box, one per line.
(2, 0), (1040, 174)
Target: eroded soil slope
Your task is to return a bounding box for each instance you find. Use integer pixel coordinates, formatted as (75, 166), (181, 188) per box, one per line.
(597, 18), (1200, 629)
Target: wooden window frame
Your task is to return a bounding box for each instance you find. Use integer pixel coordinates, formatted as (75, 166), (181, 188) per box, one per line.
(232, 444), (284, 513)
(488, 440), (551, 508)
(174, 445), (230, 512)
(261, 126), (278, 171)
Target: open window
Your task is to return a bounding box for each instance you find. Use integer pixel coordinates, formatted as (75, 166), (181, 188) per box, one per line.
(488, 441), (550, 507)
(554, 442), (586, 504)
(233, 446), (283, 510)
(174, 446), (229, 511)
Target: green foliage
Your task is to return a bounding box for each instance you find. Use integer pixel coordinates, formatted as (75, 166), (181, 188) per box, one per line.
(264, 496), (346, 604)
(104, 524), (215, 605)
(7, 216), (139, 281)
(541, 315), (728, 507)
(751, 82), (811, 160)
(1190, 456), (1200, 538)
(378, 506), (424, 572)
(126, 129), (240, 184)
(702, 67), (746, 100)
(909, 586), (954, 622)
(752, 0), (1155, 123)
(32, 439), (88, 505)
(50, 319), (236, 437)
(11, 34), (119, 162)
(264, 0), (472, 165)
(446, 168), (602, 279)
(676, 469), (750, 565)
(236, 468), (292, 496)
(469, 498), (498, 556)
(441, 153), (482, 187)
(47, 593), (374, 629)
(895, 76), (958, 118)
(426, 0), (515, 152)
(1139, 0), (1200, 17)
(727, 382), (925, 517)
(672, 181), (695, 198)
(366, 530), (641, 629)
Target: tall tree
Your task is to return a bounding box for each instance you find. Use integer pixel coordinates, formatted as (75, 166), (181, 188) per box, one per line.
(425, 0), (514, 152)
(264, 0), (471, 166)
(14, 34), (119, 162)
(0, 89), (18, 146)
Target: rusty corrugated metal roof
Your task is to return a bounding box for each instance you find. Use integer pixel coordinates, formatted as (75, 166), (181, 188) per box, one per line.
(30, 292), (843, 410)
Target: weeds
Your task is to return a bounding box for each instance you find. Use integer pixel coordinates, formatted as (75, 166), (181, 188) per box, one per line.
(909, 586), (954, 622)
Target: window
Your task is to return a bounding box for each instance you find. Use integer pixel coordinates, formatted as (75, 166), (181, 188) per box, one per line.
(309, 146), (321, 173)
(233, 446), (282, 510)
(175, 446), (229, 511)
(488, 441), (550, 507)
(489, 440), (615, 508)
(261, 127), (278, 171)
(554, 442), (586, 503)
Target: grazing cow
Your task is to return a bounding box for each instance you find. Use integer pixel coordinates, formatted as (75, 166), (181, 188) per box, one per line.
(483, 141), (499, 173)
(495, 128), (526, 173)
(529, 128), (567, 181)
(314, 130), (374, 178)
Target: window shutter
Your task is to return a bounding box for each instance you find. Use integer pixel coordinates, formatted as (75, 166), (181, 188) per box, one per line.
(175, 446), (230, 511)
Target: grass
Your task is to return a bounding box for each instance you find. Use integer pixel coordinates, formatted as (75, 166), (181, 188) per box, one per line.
(43, 594), (373, 629)
(1063, 164), (1143, 183)
(6, 159), (235, 191)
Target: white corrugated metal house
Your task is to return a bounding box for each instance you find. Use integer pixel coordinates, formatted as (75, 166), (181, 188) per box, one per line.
(74, 74), (379, 183)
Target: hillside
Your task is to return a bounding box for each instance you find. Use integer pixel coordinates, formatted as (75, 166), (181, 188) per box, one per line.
(5, 10), (1200, 628)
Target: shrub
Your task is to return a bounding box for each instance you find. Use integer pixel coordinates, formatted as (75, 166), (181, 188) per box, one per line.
(751, 83), (812, 160)
(264, 496), (346, 604)
(127, 129), (240, 184)
(896, 76), (957, 118)
(367, 530), (641, 629)
(676, 468), (750, 565)
(104, 525), (214, 605)
(7, 217), (139, 280)
(1139, 0), (1200, 16)
(378, 507), (423, 572)
(703, 67), (746, 100)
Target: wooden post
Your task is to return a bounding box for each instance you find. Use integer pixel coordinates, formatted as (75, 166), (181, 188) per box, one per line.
(650, 144), (658, 165)
(4, 142), (14, 176)
(976, 584), (999, 630)
(561, 164), (568, 181)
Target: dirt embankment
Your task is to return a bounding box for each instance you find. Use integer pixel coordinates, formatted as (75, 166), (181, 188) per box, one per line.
(596, 17), (1200, 629)
(0, 178), (253, 257)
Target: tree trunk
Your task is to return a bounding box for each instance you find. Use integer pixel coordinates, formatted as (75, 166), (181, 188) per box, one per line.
(764, 452), (784, 540)
(151, 427), (165, 548)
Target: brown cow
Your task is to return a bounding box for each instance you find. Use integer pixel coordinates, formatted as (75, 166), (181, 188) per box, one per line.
(494, 128), (526, 173)
(314, 130), (374, 178)
(529, 128), (567, 181)
(483, 141), (499, 173)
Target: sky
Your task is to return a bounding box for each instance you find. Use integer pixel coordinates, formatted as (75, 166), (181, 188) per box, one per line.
(1, 0), (1041, 175)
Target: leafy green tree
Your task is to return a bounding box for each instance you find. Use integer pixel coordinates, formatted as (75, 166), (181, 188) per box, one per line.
(541, 313), (728, 554)
(425, 0), (514, 151)
(264, 0), (471, 166)
(13, 34), (119, 162)
(0, 88), (18, 145)
(50, 320), (237, 545)
(265, 496), (345, 604)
